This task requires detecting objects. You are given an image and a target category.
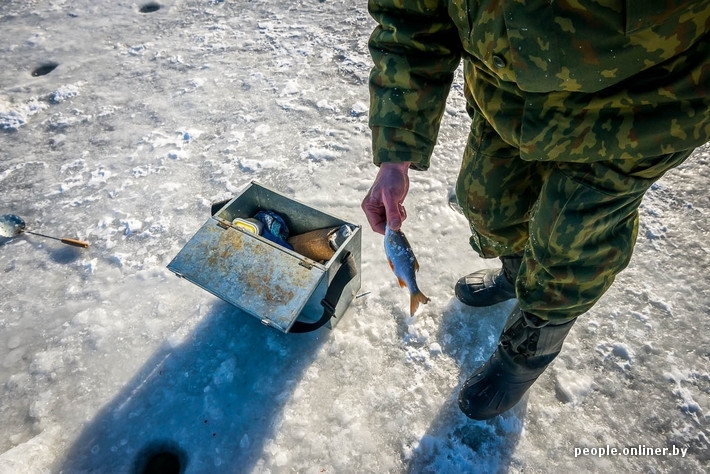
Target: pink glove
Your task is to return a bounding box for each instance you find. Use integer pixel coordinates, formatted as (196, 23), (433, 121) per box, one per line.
(361, 162), (411, 235)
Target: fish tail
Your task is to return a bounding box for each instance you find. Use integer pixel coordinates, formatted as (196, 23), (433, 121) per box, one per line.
(409, 290), (430, 316)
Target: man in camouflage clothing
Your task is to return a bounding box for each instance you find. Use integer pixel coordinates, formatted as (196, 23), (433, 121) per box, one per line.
(361, 0), (710, 419)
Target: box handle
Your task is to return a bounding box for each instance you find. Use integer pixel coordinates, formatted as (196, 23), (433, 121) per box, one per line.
(289, 251), (358, 333)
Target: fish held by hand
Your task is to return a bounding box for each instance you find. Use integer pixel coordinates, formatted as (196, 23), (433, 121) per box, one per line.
(384, 225), (430, 316)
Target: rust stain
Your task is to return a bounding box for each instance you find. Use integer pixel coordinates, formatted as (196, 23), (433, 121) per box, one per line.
(202, 227), (245, 269)
(218, 228), (244, 251)
(184, 223), (310, 325)
(240, 269), (295, 306)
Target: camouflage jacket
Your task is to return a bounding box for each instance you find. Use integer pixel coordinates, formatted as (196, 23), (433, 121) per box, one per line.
(368, 0), (710, 169)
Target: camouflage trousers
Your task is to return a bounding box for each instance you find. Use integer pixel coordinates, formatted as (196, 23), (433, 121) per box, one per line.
(455, 109), (693, 322)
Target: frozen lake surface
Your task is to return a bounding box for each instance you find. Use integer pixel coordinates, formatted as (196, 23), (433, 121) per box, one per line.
(1, 1), (708, 472)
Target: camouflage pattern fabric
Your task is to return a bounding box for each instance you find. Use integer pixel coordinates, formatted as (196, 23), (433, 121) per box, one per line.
(369, 0), (710, 168)
(455, 116), (693, 320)
(368, 0), (710, 321)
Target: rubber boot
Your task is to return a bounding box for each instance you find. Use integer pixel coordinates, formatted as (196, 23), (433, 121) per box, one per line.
(458, 305), (576, 420)
(455, 253), (522, 307)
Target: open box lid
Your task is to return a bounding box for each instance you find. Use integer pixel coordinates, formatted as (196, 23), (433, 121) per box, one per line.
(167, 218), (325, 333)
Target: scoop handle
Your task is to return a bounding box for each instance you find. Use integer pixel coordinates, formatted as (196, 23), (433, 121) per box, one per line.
(60, 238), (90, 248)
(24, 229), (90, 248)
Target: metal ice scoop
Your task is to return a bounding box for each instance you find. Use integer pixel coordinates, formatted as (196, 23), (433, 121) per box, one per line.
(0, 214), (89, 248)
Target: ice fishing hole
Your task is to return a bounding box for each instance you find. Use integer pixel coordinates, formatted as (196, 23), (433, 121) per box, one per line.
(140, 452), (179, 474)
(31, 62), (59, 77)
(139, 2), (161, 13)
(133, 441), (187, 474)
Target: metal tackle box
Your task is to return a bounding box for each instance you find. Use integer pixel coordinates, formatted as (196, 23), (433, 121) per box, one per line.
(167, 181), (361, 333)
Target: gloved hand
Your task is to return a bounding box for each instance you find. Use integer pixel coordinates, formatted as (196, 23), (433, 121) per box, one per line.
(361, 161), (410, 235)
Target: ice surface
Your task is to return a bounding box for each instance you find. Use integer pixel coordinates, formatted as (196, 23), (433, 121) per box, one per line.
(0, 0), (709, 473)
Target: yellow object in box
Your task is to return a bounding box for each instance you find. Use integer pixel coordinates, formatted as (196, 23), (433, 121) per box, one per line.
(232, 218), (263, 235)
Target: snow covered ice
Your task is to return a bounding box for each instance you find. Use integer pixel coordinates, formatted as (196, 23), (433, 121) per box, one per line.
(1, 1), (708, 473)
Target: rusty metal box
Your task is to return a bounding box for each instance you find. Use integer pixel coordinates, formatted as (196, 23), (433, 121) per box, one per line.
(167, 181), (361, 333)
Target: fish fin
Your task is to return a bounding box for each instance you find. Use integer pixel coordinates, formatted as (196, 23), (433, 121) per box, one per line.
(413, 258), (420, 272)
(409, 291), (431, 316)
(388, 258), (407, 287)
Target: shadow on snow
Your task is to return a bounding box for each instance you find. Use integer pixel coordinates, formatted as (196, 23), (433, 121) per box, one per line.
(58, 297), (526, 473)
(59, 301), (327, 473)
(405, 298), (525, 473)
